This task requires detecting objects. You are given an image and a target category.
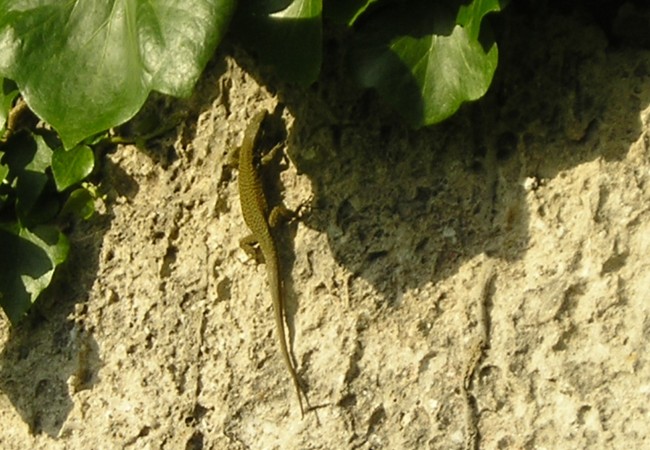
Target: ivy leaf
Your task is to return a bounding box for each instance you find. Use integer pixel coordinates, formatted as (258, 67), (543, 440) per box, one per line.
(0, 0), (236, 148)
(457, 0), (503, 40)
(351, 0), (502, 127)
(12, 134), (53, 221)
(59, 187), (95, 220)
(233, 0), (322, 85)
(0, 223), (69, 324)
(52, 145), (94, 192)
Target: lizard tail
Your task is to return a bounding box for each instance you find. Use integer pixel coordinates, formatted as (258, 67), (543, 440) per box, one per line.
(267, 255), (306, 417)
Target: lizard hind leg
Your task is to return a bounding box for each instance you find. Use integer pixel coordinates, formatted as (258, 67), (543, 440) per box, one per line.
(239, 235), (265, 263)
(268, 205), (295, 228)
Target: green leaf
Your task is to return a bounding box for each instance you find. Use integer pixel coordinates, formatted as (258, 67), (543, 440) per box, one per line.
(351, 0), (501, 127)
(23, 134), (52, 173)
(0, 0), (236, 148)
(234, 0), (322, 85)
(2, 131), (47, 174)
(60, 187), (95, 220)
(13, 134), (53, 219)
(0, 132), (61, 225)
(0, 223), (69, 324)
(457, 0), (503, 40)
(52, 145), (94, 192)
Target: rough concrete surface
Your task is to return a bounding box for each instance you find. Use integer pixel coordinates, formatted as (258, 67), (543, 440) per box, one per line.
(1, 7), (650, 450)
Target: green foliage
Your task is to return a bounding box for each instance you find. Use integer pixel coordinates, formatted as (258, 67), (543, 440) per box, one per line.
(0, 223), (69, 324)
(0, 0), (236, 148)
(0, 116), (96, 323)
(235, 0), (502, 126)
(0, 0), (503, 145)
(349, 0), (502, 126)
(52, 145), (94, 192)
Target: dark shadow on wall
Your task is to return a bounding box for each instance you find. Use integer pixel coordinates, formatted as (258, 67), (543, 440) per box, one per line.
(0, 51), (231, 436)
(0, 217), (108, 436)
(243, 2), (650, 306)
(0, 160), (137, 436)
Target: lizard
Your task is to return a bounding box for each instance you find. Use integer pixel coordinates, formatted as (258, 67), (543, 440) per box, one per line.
(237, 110), (306, 416)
